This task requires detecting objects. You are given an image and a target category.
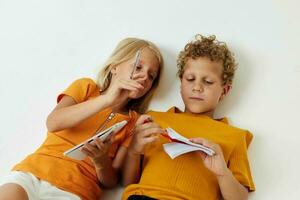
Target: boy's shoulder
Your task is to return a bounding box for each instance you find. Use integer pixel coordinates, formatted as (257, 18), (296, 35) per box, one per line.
(147, 107), (253, 146)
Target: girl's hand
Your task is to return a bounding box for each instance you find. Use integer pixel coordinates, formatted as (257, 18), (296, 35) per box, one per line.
(81, 138), (111, 167)
(189, 138), (228, 177)
(102, 73), (145, 107)
(129, 115), (165, 155)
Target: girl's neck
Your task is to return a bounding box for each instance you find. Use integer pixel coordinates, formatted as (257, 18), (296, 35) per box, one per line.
(112, 104), (130, 115)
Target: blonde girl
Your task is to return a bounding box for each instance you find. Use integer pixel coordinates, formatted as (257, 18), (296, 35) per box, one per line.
(0, 37), (163, 200)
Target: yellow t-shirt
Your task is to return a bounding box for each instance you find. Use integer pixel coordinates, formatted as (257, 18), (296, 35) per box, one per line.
(13, 78), (138, 200)
(123, 107), (255, 200)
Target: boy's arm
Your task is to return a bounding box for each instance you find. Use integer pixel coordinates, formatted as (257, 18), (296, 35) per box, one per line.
(122, 149), (142, 186)
(94, 154), (118, 188)
(121, 115), (164, 186)
(190, 138), (248, 200)
(217, 169), (248, 200)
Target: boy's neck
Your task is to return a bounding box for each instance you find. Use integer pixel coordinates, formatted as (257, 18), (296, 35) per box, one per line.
(183, 108), (215, 118)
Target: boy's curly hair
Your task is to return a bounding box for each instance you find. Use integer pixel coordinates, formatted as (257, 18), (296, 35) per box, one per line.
(177, 34), (237, 85)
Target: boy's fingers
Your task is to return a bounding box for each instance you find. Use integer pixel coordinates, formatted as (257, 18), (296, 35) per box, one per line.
(197, 151), (207, 160)
(141, 127), (165, 137)
(190, 138), (221, 153)
(143, 136), (159, 144)
(136, 115), (152, 126)
(190, 138), (206, 144)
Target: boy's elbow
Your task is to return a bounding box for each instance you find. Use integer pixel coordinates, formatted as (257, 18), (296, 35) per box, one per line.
(122, 176), (138, 187)
(101, 179), (118, 189)
(122, 180), (131, 187)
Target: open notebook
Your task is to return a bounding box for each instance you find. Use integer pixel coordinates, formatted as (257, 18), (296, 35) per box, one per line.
(63, 120), (127, 160)
(163, 128), (215, 159)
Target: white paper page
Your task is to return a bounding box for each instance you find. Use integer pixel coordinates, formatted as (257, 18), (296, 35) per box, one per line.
(164, 128), (215, 157)
(163, 142), (201, 159)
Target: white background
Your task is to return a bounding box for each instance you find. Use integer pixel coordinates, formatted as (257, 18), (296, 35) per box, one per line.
(1, 0), (299, 199)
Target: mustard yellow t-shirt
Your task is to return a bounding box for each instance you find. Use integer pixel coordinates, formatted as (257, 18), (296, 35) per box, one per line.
(13, 78), (138, 200)
(123, 107), (255, 200)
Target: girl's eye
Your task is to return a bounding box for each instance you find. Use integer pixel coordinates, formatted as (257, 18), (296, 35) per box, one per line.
(135, 65), (142, 71)
(150, 73), (156, 81)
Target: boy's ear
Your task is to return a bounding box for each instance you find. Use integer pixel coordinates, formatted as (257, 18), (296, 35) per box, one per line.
(219, 84), (232, 101)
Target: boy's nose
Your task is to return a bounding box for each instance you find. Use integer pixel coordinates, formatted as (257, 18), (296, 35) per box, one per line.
(192, 84), (204, 92)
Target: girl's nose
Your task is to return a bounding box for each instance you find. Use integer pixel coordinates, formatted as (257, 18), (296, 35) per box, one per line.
(135, 70), (148, 81)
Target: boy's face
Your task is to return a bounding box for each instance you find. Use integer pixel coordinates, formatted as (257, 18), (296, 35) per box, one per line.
(180, 57), (230, 117)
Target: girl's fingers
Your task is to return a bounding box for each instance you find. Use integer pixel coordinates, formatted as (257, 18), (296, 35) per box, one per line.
(120, 79), (144, 90)
(84, 142), (99, 155)
(119, 83), (139, 92)
(81, 146), (94, 157)
(131, 73), (145, 80)
(93, 138), (105, 149)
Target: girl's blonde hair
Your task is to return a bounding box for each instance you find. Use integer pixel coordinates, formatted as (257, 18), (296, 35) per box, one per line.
(97, 37), (163, 113)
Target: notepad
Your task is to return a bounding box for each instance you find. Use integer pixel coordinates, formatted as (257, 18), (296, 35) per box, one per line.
(63, 120), (127, 160)
(163, 128), (215, 159)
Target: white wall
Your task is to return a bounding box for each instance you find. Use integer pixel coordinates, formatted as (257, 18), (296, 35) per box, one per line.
(0, 0), (299, 199)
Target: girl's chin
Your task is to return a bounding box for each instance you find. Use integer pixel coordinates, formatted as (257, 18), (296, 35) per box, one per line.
(128, 91), (145, 99)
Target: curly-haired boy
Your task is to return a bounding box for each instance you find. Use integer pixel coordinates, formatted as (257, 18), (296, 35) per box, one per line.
(122, 35), (255, 200)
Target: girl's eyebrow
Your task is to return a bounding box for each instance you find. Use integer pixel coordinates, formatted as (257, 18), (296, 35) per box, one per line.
(130, 50), (141, 79)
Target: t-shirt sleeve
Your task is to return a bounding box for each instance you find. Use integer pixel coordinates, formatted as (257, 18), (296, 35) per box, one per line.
(57, 78), (98, 104)
(228, 131), (255, 191)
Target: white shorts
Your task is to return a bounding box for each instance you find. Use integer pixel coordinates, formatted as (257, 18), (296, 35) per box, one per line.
(3, 171), (80, 200)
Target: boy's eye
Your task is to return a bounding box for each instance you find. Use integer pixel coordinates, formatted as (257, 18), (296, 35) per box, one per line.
(204, 80), (214, 85)
(187, 78), (194, 82)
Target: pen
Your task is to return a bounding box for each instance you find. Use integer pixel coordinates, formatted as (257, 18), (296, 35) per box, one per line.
(130, 50), (141, 79)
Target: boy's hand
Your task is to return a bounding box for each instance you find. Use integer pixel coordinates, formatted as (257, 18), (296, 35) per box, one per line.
(81, 138), (111, 167)
(190, 138), (229, 177)
(129, 115), (165, 155)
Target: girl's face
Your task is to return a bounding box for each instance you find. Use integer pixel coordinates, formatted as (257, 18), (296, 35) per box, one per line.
(180, 57), (230, 117)
(112, 47), (160, 99)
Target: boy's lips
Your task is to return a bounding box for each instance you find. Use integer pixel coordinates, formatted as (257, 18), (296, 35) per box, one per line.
(189, 97), (204, 101)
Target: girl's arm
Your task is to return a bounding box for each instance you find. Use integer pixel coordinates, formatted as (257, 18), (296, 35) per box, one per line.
(47, 76), (144, 132)
(82, 139), (119, 188)
(46, 95), (113, 132)
(190, 138), (248, 200)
